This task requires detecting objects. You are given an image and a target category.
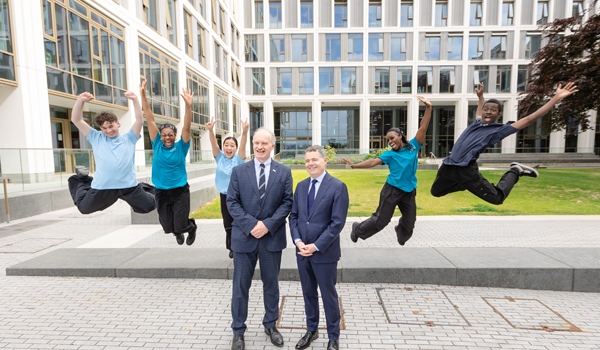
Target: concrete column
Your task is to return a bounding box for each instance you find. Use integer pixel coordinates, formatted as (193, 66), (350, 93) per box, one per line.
(577, 109), (597, 153)
(312, 101), (321, 146)
(502, 98), (517, 153)
(359, 98), (370, 154)
(549, 129), (566, 153)
(454, 97), (469, 139)
(407, 96), (419, 139)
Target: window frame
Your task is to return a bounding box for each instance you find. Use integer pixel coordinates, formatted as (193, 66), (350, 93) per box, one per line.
(502, 1), (514, 25)
(435, 1), (448, 27)
(348, 33), (363, 61)
(252, 68), (265, 95)
(334, 1), (348, 28)
(1, 0), (16, 86)
(184, 10), (193, 57)
(186, 69), (210, 126)
(490, 35), (507, 59)
(447, 36), (462, 60)
(277, 67), (292, 95)
(417, 66), (433, 93)
(326, 34), (341, 61)
(341, 67), (356, 94)
(470, 1), (483, 26)
(397, 67), (412, 94)
(368, 33), (384, 61)
(473, 65), (489, 92)
(301, 1), (314, 28)
(391, 33), (407, 61)
(517, 65), (531, 92)
(197, 24), (206, 66)
(255, 1), (264, 28)
(469, 35), (484, 60)
(496, 65), (511, 93)
(425, 36), (440, 61)
(374, 66), (389, 94)
(214, 86), (229, 132)
(245, 34), (258, 62)
(269, 0), (282, 29)
(319, 67), (334, 94)
(525, 35), (541, 59)
(536, 1), (549, 25)
(292, 34), (307, 62)
(400, 2), (413, 27)
(439, 66), (455, 93)
(143, 0), (158, 31)
(369, 1), (382, 27)
(299, 67), (314, 94)
(270, 34), (285, 62)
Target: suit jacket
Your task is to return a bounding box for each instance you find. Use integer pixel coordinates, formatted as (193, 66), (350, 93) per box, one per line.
(226, 159), (293, 253)
(289, 172), (349, 264)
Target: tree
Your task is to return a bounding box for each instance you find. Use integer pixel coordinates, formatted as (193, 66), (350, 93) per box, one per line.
(518, 0), (600, 136)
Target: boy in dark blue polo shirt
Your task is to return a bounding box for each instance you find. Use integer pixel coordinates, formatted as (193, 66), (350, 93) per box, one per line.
(431, 82), (578, 205)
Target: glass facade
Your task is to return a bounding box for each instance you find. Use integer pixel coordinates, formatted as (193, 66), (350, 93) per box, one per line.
(214, 86), (229, 132)
(186, 70), (209, 126)
(369, 106), (407, 150)
(321, 108), (360, 149)
(139, 39), (179, 119)
(274, 107), (312, 158)
(419, 106), (455, 158)
(516, 115), (549, 153)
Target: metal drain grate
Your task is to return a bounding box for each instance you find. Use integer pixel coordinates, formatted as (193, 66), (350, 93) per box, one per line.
(376, 287), (471, 327)
(276, 295), (345, 330)
(482, 297), (582, 332)
(0, 238), (71, 253)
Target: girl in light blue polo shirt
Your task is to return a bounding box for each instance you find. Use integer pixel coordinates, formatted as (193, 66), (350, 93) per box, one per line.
(342, 96), (432, 246)
(206, 116), (249, 258)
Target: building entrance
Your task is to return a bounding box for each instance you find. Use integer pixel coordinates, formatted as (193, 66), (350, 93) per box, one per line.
(50, 107), (95, 174)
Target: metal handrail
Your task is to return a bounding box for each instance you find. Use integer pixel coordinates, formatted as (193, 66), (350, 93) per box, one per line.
(1, 177), (11, 223)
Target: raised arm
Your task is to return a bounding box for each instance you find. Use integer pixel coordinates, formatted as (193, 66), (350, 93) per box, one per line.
(180, 87), (193, 144)
(415, 96), (432, 145)
(140, 80), (158, 142)
(475, 82), (485, 119)
(342, 157), (383, 169)
(205, 117), (221, 158)
(124, 91), (144, 137)
(512, 82), (578, 130)
(238, 119), (249, 160)
(72, 92), (93, 137)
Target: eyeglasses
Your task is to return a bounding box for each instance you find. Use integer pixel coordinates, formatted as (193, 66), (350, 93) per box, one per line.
(159, 123), (176, 131)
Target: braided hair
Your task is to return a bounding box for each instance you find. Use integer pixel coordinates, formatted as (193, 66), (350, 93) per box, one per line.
(387, 128), (414, 151)
(159, 123), (178, 135)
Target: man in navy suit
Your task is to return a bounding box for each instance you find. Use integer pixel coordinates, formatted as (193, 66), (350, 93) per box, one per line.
(289, 145), (349, 350)
(226, 127), (293, 350)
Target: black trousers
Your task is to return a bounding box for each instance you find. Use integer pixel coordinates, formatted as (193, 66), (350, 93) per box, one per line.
(354, 182), (417, 242)
(68, 175), (155, 214)
(430, 160), (520, 205)
(155, 184), (196, 234)
(220, 193), (234, 251)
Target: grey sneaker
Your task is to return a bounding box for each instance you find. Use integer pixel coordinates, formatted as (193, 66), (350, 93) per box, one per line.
(510, 162), (539, 178)
(75, 166), (89, 177)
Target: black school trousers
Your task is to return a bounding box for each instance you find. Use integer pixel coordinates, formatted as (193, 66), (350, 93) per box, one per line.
(155, 184), (197, 234)
(219, 193), (234, 251)
(68, 175), (155, 214)
(430, 160), (520, 205)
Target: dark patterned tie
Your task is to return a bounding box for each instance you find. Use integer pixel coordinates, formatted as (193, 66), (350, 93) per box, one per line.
(259, 164), (266, 201)
(307, 179), (318, 215)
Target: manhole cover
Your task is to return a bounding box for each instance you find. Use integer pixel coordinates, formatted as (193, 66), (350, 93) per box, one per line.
(482, 297), (582, 332)
(0, 238), (71, 253)
(376, 288), (470, 327)
(276, 296), (345, 330)
(0, 220), (62, 239)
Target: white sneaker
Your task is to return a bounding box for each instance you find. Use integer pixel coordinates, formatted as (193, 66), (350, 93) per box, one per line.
(510, 162), (539, 178)
(75, 165), (89, 177)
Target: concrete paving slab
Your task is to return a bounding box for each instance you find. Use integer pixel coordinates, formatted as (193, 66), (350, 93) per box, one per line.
(436, 247), (574, 291)
(340, 248), (457, 285)
(5, 248), (148, 277)
(117, 248), (232, 279)
(534, 247), (600, 293)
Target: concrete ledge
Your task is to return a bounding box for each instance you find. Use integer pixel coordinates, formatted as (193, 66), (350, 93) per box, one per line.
(8, 247), (600, 292)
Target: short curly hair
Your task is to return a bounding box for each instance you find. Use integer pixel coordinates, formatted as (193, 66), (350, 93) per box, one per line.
(95, 111), (118, 127)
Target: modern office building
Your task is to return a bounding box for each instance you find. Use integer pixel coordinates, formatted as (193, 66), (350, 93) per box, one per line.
(0, 0), (598, 181)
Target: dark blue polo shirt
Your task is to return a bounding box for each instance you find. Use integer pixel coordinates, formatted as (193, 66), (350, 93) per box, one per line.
(443, 119), (518, 166)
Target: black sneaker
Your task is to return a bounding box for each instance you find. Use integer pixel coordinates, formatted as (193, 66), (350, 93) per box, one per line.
(75, 165), (89, 177)
(174, 233), (184, 245)
(510, 162), (539, 178)
(350, 222), (359, 243)
(186, 227), (196, 246)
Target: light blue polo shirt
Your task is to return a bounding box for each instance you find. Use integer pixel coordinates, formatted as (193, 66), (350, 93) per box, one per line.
(215, 151), (244, 194)
(378, 137), (423, 192)
(151, 134), (190, 190)
(87, 128), (139, 190)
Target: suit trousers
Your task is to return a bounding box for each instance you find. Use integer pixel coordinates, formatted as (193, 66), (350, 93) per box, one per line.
(155, 184), (196, 234)
(354, 182), (416, 243)
(297, 258), (340, 340)
(219, 193), (234, 251)
(231, 242), (282, 335)
(68, 175), (155, 214)
(430, 161), (520, 205)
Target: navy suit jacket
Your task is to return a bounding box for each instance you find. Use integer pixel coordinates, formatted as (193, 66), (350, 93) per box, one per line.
(226, 159), (293, 253)
(289, 172), (349, 264)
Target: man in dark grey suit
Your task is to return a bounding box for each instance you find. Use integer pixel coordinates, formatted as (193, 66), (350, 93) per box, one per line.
(226, 127), (294, 350)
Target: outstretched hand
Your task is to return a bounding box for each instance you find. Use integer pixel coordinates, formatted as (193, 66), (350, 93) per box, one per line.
(555, 82), (578, 100)
(242, 119), (250, 134)
(417, 95), (431, 108)
(180, 87), (194, 106)
(205, 116), (216, 130)
(342, 157), (354, 168)
(140, 79), (147, 97)
(124, 91), (138, 101)
(475, 82), (484, 99)
(78, 92), (94, 103)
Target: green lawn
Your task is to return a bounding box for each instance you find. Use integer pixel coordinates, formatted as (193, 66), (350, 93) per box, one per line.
(190, 169), (600, 219)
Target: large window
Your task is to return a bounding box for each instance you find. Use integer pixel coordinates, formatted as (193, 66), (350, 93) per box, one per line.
(573, 1), (584, 24)
(326, 34), (341, 61)
(400, 2), (413, 27)
(435, 1), (448, 26)
(301, 1), (314, 28)
(270, 34), (284, 61)
(269, 1), (282, 28)
(517, 65), (531, 92)
(184, 11), (192, 57)
(167, 0), (177, 45)
(348, 34), (363, 61)
(335, 0), (348, 27)
(186, 70), (209, 126)
(215, 87), (229, 132)
(397, 67), (412, 93)
(0, 0), (15, 84)
(425, 36), (440, 60)
(277, 68), (292, 94)
(491, 35), (507, 59)
(198, 24), (206, 66)
(473, 65), (489, 92)
(255, 1), (264, 28)
(516, 115), (548, 153)
(470, 1), (482, 26)
(375, 67), (389, 94)
(496, 65), (511, 93)
(321, 108), (360, 149)
(139, 39), (179, 119)
(525, 35), (541, 59)
(369, 1), (382, 27)
(233, 99), (241, 134)
(469, 35), (484, 59)
(419, 106), (455, 157)
(252, 68), (265, 95)
(391, 33), (407, 61)
(448, 36), (463, 60)
(341, 67), (356, 94)
(245, 35), (258, 62)
(292, 35), (307, 62)
(368, 33), (383, 61)
(143, 0), (157, 31)
(440, 66), (455, 93)
(537, 1), (549, 25)
(417, 66), (433, 93)
(502, 1), (514, 25)
(214, 42), (220, 77)
(299, 68), (314, 94)
(43, 0), (127, 106)
(369, 107), (407, 150)
(274, 107), (312, 158)
(319, 67), (334, 94)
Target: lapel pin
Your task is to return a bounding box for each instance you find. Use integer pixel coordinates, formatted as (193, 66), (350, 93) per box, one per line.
(273, 169), (276, 172)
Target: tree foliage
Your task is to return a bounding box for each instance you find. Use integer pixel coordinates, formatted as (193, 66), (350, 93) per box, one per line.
(518, 1), (600, 136)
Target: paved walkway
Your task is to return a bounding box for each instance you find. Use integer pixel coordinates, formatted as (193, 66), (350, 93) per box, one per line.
(1, 203), (600, 349)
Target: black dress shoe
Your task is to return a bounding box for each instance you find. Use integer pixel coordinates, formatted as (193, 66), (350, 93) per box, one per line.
(232, 334), (244, 350)
(350, 222), (359, 243)
(186, 227), (196, 246)
(174, 233), (184, 245)
(327, 339), (339, 350)
(265, 327), (284, 347)
(295, 330), (318, 350)
(229, 250), (234, 259)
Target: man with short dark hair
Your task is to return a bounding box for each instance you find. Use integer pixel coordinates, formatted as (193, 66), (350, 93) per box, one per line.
(67, 91), (155, 215)
(289, 145), (349, 350)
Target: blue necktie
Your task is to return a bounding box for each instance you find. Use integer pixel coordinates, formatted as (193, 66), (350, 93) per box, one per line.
(307, 179), (318, 215)
(259, 164), (266, 201)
